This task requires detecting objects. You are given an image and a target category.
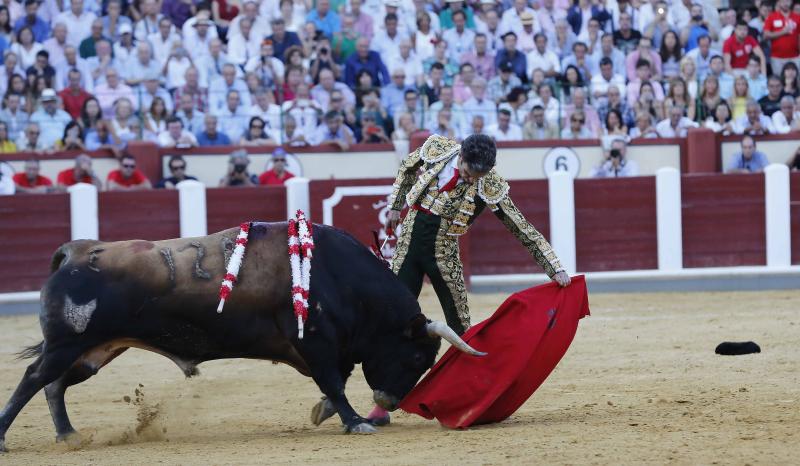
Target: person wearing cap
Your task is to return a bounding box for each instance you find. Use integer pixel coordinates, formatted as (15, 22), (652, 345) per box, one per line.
(55, 0), (97, 47)
(101, 0), (132, 42)
(499, 0), (534, 36)
(439, 0), (475, 31)
(443, 10), (476, 63)
(515, 10), (539, 54)
(112, 25), (137, 69)
(29, 89), (71, 149)
(494, 32), (527, 83)
(259, 148), (295, 186)
(14, 0), (50, 43)
(487, 60), (521, 103)
(43, 22), (68, 67)
(219, 149), (259, 187)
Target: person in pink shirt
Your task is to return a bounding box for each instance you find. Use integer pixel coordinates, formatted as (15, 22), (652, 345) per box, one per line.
(453, 63), (476, 104)
(624, 36), (662, 81)
(626, 58), (665, 105)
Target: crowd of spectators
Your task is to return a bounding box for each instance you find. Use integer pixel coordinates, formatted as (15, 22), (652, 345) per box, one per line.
(3, 0), (800, 191)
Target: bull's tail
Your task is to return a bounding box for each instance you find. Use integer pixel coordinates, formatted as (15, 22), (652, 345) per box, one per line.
(16, 341), (44, 360)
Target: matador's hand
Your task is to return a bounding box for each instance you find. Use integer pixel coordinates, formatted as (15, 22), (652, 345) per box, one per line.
(553, 271), (571, 287)
(385, 209), (401, 232)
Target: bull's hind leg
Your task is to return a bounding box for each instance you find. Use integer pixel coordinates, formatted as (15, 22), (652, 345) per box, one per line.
(44, 346), (129, 443)
(0, 344), (85, 453)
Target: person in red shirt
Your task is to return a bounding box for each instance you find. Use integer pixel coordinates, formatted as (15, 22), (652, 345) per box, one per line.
(764, 0), (800, 75)
(723, 21), (767, 75)
(58, 69), (93, 120)
(106, 154), (152, 191)
(259, 148), (296, 185)
(56, 154), (103, 189)
(12, 159), (57, 194)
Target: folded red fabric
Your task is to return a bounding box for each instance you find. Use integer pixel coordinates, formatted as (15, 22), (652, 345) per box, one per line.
(399, 275), (590, 428)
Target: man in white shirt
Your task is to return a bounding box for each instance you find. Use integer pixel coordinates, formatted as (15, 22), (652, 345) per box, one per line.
(43, 22), (68, 67)
(208, 63), (251, 113)
(228, 17), (262, 66)
(462, 77), (496, 127)
(734, 100), (776, 135)
(134, 0), (163, 41)
(30, 89), (72, 148)
(120, 42), (161, 88)
(158, 116), (199, 148)
(426, 86), (467, 138)
(656, 105), (699, 137)
(486, 108), (522, 141)
(590, 57), (626, 106)
(249, 90), (282, 132)
(371, 13), (407, 60)
(54, 45), (94, 92)
(229, 0), (271, 39)
(147, 17), (181, 66)
(771, 95), (798, 134)
(526, 33), (560, 78)
(55, 0), (97, 47)
(389, 39), (423, 87)
(216, 90), (251, 141)
(442, 10), (475, 62)
(200, 39), (236, 88)
(500, 0), (535, 36)
(185, 17), (215, 63)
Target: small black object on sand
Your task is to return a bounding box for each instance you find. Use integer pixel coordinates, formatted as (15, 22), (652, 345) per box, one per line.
(715, 341), (761, 355)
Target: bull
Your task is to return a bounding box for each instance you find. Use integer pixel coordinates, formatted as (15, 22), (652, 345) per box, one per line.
(0, 222), (484, 452)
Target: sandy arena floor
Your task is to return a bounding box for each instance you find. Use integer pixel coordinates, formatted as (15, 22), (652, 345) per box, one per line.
(0, 287), (798, 465)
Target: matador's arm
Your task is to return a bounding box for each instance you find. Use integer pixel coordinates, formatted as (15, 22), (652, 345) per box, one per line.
(388, 147), (423, 211)
(491, 194), (565, 279)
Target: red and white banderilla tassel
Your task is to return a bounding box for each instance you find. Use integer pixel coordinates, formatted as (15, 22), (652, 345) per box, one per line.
(289, 210), (314, 339)
(217, 222), (251, 313)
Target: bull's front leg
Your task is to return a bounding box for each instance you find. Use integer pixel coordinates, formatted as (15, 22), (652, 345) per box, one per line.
(310, 365), (375, 434)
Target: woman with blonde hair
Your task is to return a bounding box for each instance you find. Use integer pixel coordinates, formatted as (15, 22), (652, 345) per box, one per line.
(679, 55), (699, 100)
(729, 75), (750, 119)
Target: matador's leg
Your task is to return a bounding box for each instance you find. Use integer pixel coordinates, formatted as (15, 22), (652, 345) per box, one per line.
(424, 224), (470, 336)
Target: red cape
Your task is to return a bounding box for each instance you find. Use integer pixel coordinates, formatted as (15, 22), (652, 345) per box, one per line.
(399, 275), (590, 428)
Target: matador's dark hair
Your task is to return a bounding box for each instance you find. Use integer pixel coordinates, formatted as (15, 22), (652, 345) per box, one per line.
(461, 134), (496, 174)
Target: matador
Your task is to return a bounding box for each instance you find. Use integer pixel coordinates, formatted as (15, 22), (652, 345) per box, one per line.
(385, 133), (572, 336)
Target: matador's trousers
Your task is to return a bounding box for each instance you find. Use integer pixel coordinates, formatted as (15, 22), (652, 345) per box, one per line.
(391, 209), (470, 335)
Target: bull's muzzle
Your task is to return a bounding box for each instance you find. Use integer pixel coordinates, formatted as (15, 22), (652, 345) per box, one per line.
(373, 390), (399, 411)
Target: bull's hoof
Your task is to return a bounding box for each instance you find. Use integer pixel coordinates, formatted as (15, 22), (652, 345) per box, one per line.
(368, 413), (390, 426)
(345, 422), (377, 434)
(56, 431), (84, 449)
(310, 397), (336, 426)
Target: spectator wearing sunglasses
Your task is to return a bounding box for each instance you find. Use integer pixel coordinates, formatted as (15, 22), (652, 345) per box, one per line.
(107, 154), (152, 191)
(560, 111), (593, 139)
(156, 155), (198, 189)
(259, 148), (295, 186)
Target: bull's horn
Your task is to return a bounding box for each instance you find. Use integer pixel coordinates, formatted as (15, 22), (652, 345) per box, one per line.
(426, 321), (487, 357)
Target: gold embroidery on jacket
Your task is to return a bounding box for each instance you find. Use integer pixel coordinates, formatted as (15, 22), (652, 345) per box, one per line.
(434, 220), (470, 330)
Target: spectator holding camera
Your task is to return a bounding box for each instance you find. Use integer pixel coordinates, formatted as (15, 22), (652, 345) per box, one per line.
(726, 135), (769, 174)
(592, 138), (639, 178)
(219, 149), (258, 187)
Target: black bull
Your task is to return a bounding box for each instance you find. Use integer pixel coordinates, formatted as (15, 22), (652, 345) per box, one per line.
(0, 222), (484, 451)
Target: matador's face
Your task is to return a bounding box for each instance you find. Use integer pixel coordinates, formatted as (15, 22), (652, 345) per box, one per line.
(457, 155), (490, 185)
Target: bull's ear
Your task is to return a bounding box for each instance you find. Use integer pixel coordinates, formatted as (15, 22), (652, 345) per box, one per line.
(404, 313), (429, 339)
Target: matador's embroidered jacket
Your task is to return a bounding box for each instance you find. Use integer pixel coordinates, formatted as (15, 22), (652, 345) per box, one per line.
(388, 135), (564, 278)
